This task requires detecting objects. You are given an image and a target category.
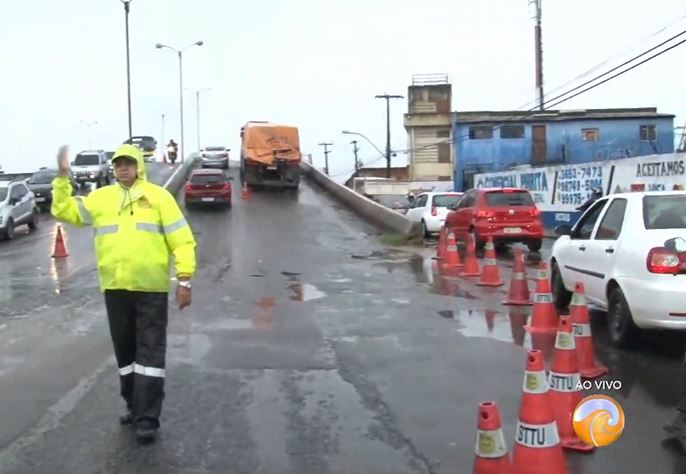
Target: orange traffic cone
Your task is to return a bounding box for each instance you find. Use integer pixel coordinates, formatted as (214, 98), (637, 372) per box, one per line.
(478, 237), (504, 286)
(443, 231), (463, 270)
(524, 262), (558, 333)
(241, 184), (251, 200)
(548, 316), (594, 452)
(511, 350), (568, 474)
(460, 234), (481, 277)
(52, 225), (69, 258)
(504, 248), (532, 305)
(472, 401), (511, 474)
(570, 282), (609, 379)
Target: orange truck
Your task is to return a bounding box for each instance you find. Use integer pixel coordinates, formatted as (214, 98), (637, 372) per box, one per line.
(239, 121), (301, 189)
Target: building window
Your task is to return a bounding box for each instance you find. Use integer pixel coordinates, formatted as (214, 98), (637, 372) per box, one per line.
(640, 125), (657, 141)
(428, 89), (448, 101)
(436, 130), (450, 138)
(469, 126), (493, 139)
(500, 125), (525, 139)
(438, 143), (451, 163)
(582, 128), (599, 141)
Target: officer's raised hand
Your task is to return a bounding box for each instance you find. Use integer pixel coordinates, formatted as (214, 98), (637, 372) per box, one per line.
(57, 145), (71, 176)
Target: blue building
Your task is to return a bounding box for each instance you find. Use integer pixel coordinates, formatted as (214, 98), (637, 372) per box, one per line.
(453, 108), (675, 191)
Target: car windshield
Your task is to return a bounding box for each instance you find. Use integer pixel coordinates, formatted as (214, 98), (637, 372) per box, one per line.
(376, 194), (409, 209)
(74, 154), (100, 166)
(191, 174), (225, 185)
(432, 194), (461, 207)
(206, 147), (225, 151)
(0, 187), (7, 201)
(29, 170), (57, 184)
(643, 195), (686, 229)
(485, 190), (534, 206)
(128, 137), (155, 149)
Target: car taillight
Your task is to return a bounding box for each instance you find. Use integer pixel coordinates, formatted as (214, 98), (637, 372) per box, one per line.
(222, 183), (231, 191)
(431, 206), (437, 216)
(530, 208), (541, 217)
(476, 210), (494, 218)
(184, 184), (193, 193)
(647, 247), (683, 274)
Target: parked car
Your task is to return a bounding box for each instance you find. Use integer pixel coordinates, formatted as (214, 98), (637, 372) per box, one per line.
(27, 168), (77, 212)
(373, 194), (411, 214)
(405, 192), (463, 238)
(184, 169), (233, 209)
(124, 136), (157, 161)
(71, 150), (111, 187)
(200, 146), (230, 169)
(550, 190), (686, 348)
(445, 187), (543, 251)
(0, 179), (38, 240)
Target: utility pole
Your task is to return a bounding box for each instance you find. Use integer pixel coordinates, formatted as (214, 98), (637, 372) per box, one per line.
(375, 93), (403, 178)
(351, 140), (361, 171)
(318, 142), (333, 175)
(532, 0), (544, 110)
(161, 113), (165, 161)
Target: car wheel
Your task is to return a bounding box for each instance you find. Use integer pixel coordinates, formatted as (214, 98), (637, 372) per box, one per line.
(469, 227), (482, 250)
(551, 261), (572, 310)
(607, 286), (640, 348)
(3, 219), (14, 241)
(527, 239), (543, 252)
(28, 209), (38, 231)
(421, 220), (431, 239)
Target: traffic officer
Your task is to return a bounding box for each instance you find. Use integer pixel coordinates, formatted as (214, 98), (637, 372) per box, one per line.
(51, 143), (197, 444)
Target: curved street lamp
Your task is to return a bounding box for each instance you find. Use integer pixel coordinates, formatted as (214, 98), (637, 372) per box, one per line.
(341, 130), (386, 160)
(121, 0), (133, 139)
(81, 120), (98, 149)
(156, 41), (204, 163)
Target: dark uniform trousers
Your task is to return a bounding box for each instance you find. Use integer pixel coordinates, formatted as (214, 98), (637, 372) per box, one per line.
(104, 290), (168, 429)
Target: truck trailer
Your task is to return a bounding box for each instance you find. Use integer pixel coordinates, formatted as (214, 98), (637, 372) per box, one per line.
(240, 121), (301, 189)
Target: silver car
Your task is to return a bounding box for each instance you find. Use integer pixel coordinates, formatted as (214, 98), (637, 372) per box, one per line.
(200, 146), (230, 169)
(0, 180), (38, 240)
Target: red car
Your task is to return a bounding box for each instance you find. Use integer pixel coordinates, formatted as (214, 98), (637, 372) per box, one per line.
(184, 169), (232, 209)
(445, 187), (543, 251)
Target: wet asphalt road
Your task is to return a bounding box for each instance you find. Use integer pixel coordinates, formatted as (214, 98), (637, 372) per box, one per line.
(0, 166), (686, 473)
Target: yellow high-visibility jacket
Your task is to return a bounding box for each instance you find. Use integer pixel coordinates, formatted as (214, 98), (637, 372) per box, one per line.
(51, 144), (197, 293)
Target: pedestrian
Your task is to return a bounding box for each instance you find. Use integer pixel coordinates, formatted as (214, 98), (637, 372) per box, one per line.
(51, 143), (197, 444)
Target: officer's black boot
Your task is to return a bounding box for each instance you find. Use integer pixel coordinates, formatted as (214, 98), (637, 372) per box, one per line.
(119, 409), (134, 426)
(664, 409), (686, 440)
(135, 419), (158, 445)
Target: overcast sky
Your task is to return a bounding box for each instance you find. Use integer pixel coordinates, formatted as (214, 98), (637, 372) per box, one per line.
(2, 0), (685, 180)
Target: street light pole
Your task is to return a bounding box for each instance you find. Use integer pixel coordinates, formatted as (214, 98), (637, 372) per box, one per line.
(189, 87), (211, 151)
(375, 93), (403, 178)
(81, 120), (98, 149)
(351, 140), (361, 171)
(341, 130), (385, 160)
(318, 142), (333, 175)
(121, 0), (133, 140)
(156, 40), (204, 163)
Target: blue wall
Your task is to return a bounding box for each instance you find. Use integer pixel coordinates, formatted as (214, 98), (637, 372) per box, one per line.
(453, 116), (674, 191)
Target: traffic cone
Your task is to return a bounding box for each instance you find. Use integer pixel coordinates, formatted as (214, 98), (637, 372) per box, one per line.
(504, 248), (532, 305)
(443, 231), (463, 271)
(460, 234), (481, 277)
(524, 262), (558, 333)
(570, 282), (609, 379)
(511, 350), (568, 474)
(478, 238), (504, 286)
(548, 316), (594, 452)
(52, 225), (69, 258)
(241, 184), (251, 200)
(472, 401), (511, 474)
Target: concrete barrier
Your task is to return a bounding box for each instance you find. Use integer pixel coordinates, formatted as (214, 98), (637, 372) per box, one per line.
(300, 160), (415, 235)
(164, 153), (200, 196)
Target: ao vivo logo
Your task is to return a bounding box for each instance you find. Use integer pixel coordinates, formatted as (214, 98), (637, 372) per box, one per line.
(575, 379), (623, 390)
(573, 395), (626, 447)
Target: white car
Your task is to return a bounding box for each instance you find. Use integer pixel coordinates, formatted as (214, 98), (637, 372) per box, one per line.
(405, 192), (463, 238)
(200, 146), (230, 169)
(550, 190), (686, 348)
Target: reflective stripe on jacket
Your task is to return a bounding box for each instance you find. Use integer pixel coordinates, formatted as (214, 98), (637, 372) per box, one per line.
(51, 144), (196, 292)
